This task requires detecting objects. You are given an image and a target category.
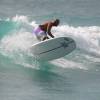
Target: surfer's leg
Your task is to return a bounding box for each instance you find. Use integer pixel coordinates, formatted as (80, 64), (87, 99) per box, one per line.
(33, 27), (45, 41)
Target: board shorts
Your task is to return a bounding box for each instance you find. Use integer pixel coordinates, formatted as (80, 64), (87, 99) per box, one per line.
(33, 26), (47, 41)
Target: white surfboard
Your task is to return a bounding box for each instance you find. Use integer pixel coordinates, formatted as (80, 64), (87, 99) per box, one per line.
(30, 37), (76, 61)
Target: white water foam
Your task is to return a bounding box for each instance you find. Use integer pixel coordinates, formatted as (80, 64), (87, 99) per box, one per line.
(54, 25), (100, 56)
(2, 15), (100, 56)
(50, 58), (88, 70)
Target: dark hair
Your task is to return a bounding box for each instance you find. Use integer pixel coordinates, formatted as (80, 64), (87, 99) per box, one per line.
(54, 19), (60, 26)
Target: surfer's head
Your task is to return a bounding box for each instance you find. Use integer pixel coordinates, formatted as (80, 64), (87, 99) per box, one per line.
(53, 19), (60, 26)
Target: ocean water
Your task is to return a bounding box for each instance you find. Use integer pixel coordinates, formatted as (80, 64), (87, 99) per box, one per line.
(0, 0), (100, 100)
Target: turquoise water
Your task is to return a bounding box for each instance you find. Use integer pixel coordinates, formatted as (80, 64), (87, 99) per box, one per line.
(0, 0), (100, 100)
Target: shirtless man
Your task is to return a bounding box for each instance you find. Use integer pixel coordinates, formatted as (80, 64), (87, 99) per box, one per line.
(33, 19), (60, 41)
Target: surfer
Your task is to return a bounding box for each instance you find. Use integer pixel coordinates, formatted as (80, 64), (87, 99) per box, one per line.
(33, 19), (60, 41)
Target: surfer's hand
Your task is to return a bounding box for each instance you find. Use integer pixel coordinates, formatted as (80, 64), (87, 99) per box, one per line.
(52, 35), (54, 38)
(46, 36), (49, 39)
(42, 36), (49, 41)
(48, 32), (54, 38)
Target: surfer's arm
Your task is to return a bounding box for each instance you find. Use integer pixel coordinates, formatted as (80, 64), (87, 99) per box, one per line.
(48, 32), (54, 38)
(47, 24), (54, 38)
